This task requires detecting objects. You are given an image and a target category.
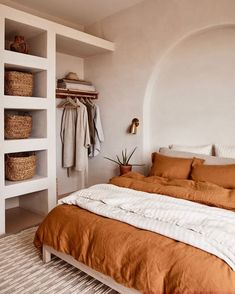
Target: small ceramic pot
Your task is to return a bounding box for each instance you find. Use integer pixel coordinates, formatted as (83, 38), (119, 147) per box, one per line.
(10, 36), (29, 54)
(120, 165), (132, 175)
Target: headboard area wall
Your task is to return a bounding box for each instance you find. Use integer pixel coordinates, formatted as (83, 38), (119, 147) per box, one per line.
(147, 25), (235, 154)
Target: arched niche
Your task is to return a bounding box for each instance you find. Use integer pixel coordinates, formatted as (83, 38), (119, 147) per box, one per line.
(143, 24), (235, 159)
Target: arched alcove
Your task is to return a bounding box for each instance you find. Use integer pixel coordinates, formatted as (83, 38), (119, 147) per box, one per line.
(143, 24), (235, 159)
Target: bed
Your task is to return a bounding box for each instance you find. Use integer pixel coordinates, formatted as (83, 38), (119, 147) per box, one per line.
(34, 164), (235, 294)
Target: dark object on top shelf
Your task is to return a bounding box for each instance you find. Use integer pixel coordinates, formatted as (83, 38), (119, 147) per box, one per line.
(5, 113), (32, 139)
(10, 36), (29, 54)
(5, 71), (33, 97)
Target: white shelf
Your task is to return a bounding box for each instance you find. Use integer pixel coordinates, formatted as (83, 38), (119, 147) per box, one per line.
(5, 18), (45, 41)
(3, 50), (48, 71)
(56, 34), (114, 58)
(3, 96), (48, 109)
(5, 18), (47, 58)
(4, 175), (49, 199)
(3, 138), (48, 153)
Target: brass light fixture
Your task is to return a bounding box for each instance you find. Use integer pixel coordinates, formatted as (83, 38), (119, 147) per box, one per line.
(129, 118), (139, 134)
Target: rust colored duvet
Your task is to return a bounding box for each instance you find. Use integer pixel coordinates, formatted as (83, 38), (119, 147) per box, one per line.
(34, 172), (235, 294)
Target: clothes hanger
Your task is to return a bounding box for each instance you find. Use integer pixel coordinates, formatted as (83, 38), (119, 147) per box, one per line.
(78, 97), (85, 104)
(84, 97), (94, 106)
(89, 97), (95, 105)
(57, 96), (79, 108)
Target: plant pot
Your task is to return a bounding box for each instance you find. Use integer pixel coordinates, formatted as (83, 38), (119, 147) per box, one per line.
(120, 165), (132, 175)
(10, 36), (29, 54)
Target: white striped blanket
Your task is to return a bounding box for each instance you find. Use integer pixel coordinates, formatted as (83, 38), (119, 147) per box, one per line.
(59, 184), (235, 271)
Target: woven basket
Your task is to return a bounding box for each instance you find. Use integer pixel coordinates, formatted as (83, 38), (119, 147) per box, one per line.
(5, 152), (36, 181)
(5, 114), (32, 139)
(5, 71), (33, 96)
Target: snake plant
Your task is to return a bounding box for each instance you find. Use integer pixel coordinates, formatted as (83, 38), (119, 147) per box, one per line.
(104, 147), (142, 166)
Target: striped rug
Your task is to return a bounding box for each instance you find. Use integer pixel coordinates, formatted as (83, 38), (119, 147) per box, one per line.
(0, 227), (118, 294)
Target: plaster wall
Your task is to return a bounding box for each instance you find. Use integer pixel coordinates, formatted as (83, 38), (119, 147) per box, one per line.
(84, 0), (235, 182)
(149, 26), (235, 151)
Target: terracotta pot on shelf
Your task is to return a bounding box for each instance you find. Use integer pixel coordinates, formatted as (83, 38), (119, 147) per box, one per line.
(10, 35), (29, 54)
(120, 165), (132, 175)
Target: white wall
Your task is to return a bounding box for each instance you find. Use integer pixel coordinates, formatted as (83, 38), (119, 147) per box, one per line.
(84, 0), (235, 183)
(149, 26), (235, 151)
(56, 52), (84, 80)
(5, 197), (19, 209)
(56, 52), (84, 195)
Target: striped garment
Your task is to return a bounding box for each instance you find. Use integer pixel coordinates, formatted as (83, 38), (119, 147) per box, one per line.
(59, 184), (235, 271)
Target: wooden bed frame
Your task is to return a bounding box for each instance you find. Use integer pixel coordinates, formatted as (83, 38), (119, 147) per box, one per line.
(43, 244), (141, 294)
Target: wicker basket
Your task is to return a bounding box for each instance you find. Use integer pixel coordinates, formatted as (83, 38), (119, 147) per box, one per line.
(5, 114), (32, 139)
(5, 152), (36, 181)
(5, 71), (33, 96)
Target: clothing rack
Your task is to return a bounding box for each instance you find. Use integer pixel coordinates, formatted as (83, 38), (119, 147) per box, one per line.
(56, 88), (98, 99)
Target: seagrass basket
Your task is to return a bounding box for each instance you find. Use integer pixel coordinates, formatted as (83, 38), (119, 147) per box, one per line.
(5, 152), (36, 181)
(5, 114), (32, 139)
(5, 71), (33, 96)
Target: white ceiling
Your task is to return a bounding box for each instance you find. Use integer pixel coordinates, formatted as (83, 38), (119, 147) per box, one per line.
(0, 0), (144, 28)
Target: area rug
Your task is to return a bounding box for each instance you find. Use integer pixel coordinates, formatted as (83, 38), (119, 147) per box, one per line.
(0, 227), (118, 294)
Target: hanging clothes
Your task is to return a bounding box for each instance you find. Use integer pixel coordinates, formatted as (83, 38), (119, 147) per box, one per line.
(89, 104), (104, 157)
(60, 97), (103, 186)
(60, 99), (90, 186)
(85, 101), (96, 146)
(60, 108), (77, 176)
(74, 99), (91, 185)
(83, 99), (104, 158)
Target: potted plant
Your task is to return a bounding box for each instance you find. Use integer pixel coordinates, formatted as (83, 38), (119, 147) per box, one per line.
(104, 147), (142, 175)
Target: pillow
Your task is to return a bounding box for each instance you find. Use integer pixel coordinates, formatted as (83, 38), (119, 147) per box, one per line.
(150, 152), (204, 179)
(191, 164), (235, 189)
(159, 147), (235, 165)
(169, 144), (213, 155)
(214, 144), (235, 158)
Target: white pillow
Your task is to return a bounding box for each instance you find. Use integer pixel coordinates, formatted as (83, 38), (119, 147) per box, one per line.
(169, 144), (213, 155)
(214, 145), (235, 158)
(159, 147), (235, 165)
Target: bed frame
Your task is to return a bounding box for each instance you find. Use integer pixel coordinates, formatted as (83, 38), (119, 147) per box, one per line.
(43, 244), (141, 294)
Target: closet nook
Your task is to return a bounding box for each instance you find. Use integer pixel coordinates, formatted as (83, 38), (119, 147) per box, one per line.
(0, 4), (114, 235)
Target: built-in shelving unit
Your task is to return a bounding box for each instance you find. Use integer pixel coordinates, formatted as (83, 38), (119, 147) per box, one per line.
(0, 8), (53, 235)
(0, 4), (114, 235)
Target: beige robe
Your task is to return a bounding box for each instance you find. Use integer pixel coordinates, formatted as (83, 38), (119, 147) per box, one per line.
(60, 108), (77, 171)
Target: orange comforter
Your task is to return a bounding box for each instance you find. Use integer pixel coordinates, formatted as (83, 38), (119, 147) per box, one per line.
(34, 172), (235, 294)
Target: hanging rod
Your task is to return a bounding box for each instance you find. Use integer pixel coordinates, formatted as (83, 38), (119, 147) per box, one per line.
(56, 88), (98, 99)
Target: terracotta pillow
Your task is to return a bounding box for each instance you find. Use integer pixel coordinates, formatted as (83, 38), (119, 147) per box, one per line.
(191, 164), (235, 189)
(150, 153), (204, 179)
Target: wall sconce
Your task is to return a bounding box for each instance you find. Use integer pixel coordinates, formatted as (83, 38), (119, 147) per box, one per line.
(129, 118), (139, 134)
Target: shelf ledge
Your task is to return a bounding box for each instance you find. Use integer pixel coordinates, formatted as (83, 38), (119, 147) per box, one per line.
(3, 96), (48, 109)
(4, 175), (49, 199)
(3, 50), (48, 71)
(4, 138), (48, 153)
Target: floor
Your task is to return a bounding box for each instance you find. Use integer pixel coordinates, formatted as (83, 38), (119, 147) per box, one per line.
(5, 192), (75, 235)
(5, 207), (44, 234)
(0, 227), (118, 294)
